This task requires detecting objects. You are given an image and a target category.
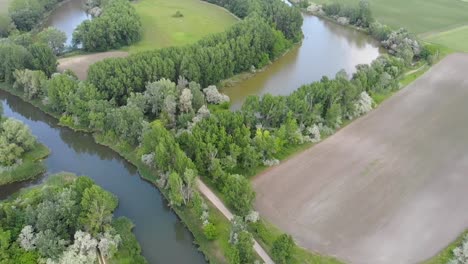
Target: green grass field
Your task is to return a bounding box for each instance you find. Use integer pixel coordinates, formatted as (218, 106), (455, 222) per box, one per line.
(313, 0), (468, 52)
(126, 0), (238, 53)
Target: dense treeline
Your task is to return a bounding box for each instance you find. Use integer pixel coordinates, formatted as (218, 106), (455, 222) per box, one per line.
(73, 0), (142, 51)
(88, 16), (292, 104)
(205, 0), (303, 41)
(0, 174), (146, 263)
(0, 34), (58, 83)
(7, 0), (66, 31)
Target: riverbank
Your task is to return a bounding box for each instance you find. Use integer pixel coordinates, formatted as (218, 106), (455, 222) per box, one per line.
(0, 142), (49, 186)
(0, 172), (146, 263)
(253, 53), (468, 263)
(0, 82), (238, 263)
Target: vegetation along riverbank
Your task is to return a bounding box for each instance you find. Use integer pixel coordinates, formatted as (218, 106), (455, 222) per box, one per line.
(0, 172), (145, 263)
(1, 0), (463, 263)
(0, 105), (50, 186)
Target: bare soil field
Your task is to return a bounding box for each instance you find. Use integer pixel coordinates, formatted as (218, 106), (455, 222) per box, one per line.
(253, 53), (468, 264)
(58, 51), (129, 80)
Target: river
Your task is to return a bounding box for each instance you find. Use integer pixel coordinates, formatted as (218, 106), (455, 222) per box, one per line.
(222, 14), (382, 109)
(5, 2), (383, 264)
(0, 90), (206, 264)
(42, 0), (90, 46)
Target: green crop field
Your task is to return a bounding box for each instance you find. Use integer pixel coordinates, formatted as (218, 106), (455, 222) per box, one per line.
(127, 0), (239, 53)
(313, 0), (468, 52)
(425, 25), (468, 53)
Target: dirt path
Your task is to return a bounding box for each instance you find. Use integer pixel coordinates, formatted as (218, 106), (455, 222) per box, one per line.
(197, 179), (275, 264)
(58, 51), (129, 80)
(253, 53), (468, 264)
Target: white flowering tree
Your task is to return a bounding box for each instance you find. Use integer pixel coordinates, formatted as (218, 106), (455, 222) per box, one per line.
(179, 88), (193, 113)
(203, 85), (230, 104)
(353, 91), (373, 117)
(18, 225), (37, 251)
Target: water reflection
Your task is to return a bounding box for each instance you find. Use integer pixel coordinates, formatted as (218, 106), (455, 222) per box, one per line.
(0, 90), (206, 264)
(42, 0), (90, 46)
(222, 15), (382, 109)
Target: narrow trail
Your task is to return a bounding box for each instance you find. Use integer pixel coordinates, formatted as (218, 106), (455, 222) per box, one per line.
(196, 179), (275, 264)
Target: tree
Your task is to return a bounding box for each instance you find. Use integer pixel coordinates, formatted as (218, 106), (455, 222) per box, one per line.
(235, 231), (254, 264)
(179, 88), (193, 113)
(0, 42), (31, 83)
(37, 27), (67, 55)
(9, 0), (44, 31)
(18, 225), (36, 251)
(168, 171), (184, 207)
(79, 185), (118, 235)
(46, 73), (79, 113)
(272, 234), (295, 264)
(0, 15), (13, 38)
(13, 69), (47, 99)
(222, 174), (255, 216)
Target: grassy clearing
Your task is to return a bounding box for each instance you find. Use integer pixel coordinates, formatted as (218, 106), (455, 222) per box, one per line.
(313, 0), (468, 35)
(126, 0), (238, 53)
(312, 0), (468, 52)
(251, 219), (343, 264)
(0, 142), (50, 186)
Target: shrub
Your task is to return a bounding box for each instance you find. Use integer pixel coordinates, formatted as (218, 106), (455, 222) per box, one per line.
(203, 222), (217, 240)
(272, 234), (295, 264)
(172, 11), (183, 18)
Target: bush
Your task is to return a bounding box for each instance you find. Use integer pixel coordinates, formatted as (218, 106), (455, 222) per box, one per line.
(272, 234), (295, 264)
(203, 222), (218, 240)
(172, 11), (183, 18)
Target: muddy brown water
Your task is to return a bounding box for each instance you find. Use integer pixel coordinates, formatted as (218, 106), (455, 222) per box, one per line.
(222, 14), (382, 109)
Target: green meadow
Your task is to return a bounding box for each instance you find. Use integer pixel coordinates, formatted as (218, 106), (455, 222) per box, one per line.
(127, 0), (239, 52)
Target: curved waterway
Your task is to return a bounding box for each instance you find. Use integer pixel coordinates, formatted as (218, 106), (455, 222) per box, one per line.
(42, 0), (90, 46)
(222, 14), (383, 109)
(0, 90), (206, 264)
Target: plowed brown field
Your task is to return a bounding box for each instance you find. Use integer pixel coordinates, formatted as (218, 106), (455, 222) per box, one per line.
(254, 53), (468, 264)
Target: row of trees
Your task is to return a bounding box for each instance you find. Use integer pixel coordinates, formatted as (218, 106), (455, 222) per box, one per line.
(0, 28), (63, 83)
(73, 0), (142, 51)
(7, 0), (65, 32)
(205, 0), (303, 41)
(0, 174), (146, 263)
(87, 16), (292, 104)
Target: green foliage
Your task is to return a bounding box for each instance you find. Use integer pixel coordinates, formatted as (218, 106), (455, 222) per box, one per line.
(13, 69), (47, 99)
(79, 185), (118, 235)
(73, 0), (142, 51)
(0, 42), (31, 83)
(46, 73), (78, 113)
(88, 15), (293, 103)
(0, 15), (13, 38)
(28, 43), (57, 78)
(222, 174), (255, 216)
(37, 27), (67, 55)
(172, 10), (183, 18)
(272, 234), (295, 264)
(0, 174), (145, 263)
(203, 222), (218, 240)
(8, 0), (43, 31)
(233, 231), (254, 264)
(168, 171), (184, 207)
